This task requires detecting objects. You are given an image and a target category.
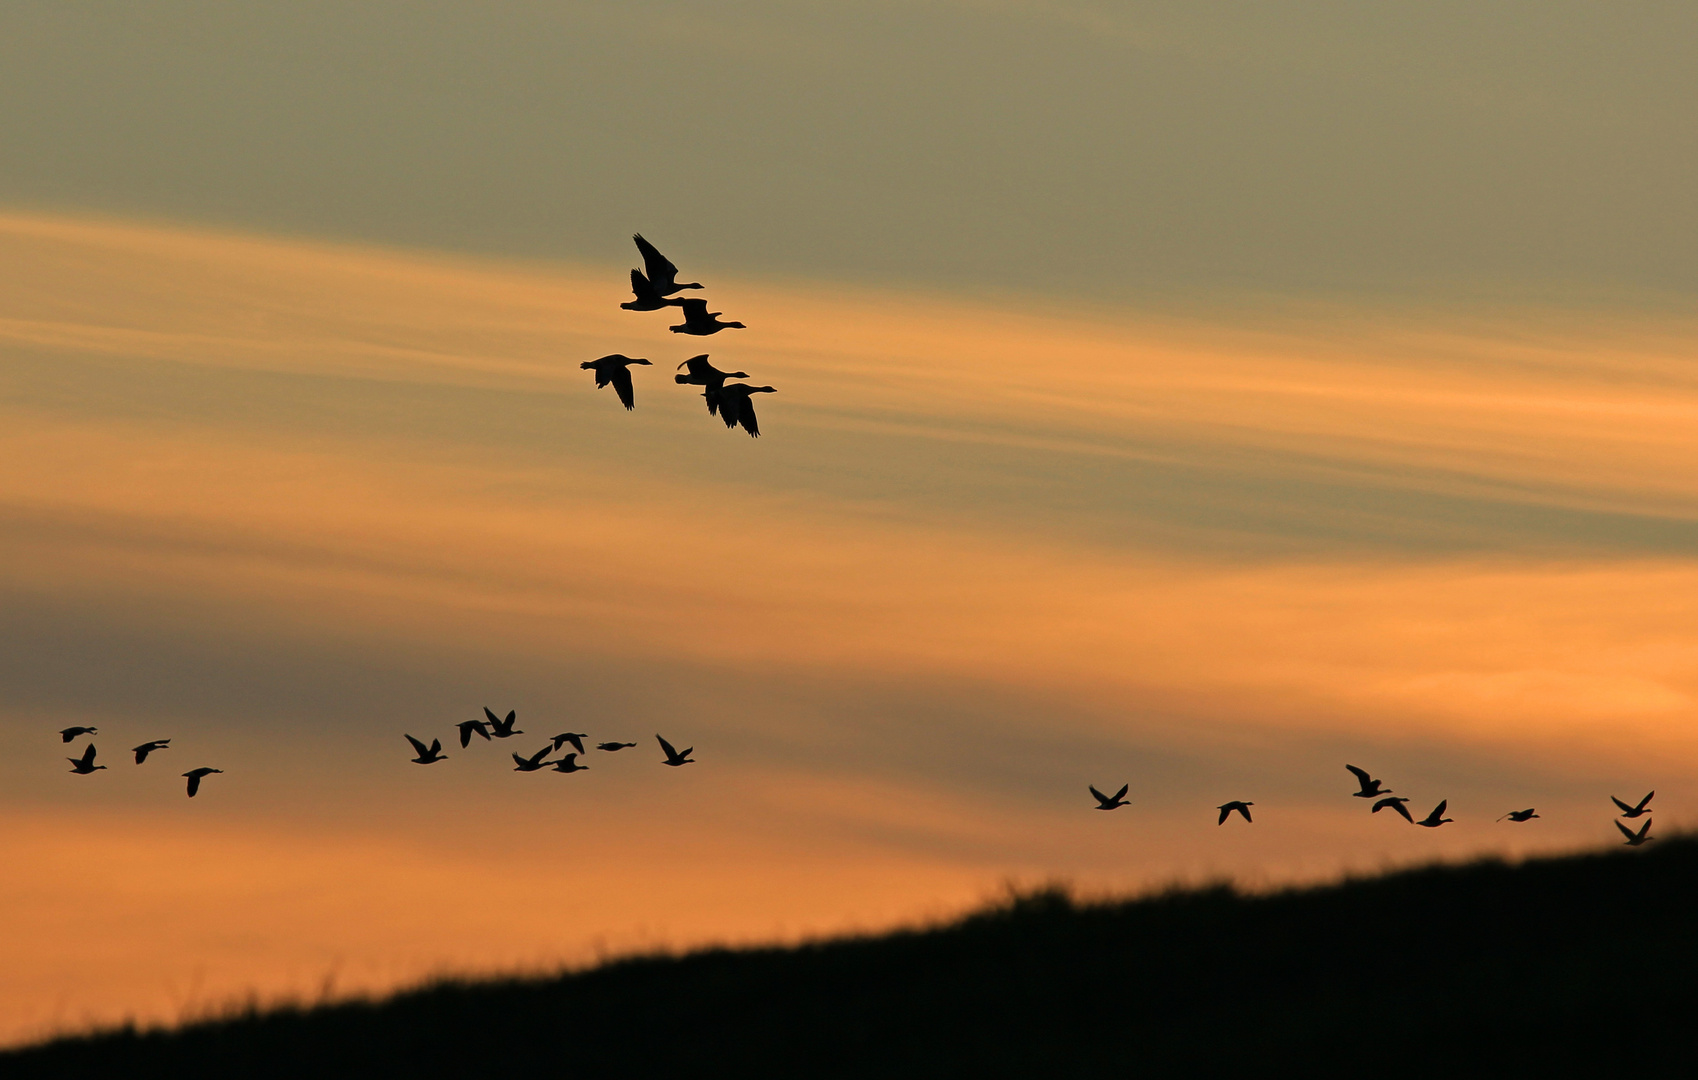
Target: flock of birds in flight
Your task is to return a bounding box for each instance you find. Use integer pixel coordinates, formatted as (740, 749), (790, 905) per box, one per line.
(583, 234), (777, 437)
(57, 709), (695, 797)
(1089, 764), (1661, 845)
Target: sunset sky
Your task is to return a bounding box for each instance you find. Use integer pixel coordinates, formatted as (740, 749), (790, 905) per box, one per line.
(4, 2), (1697, 1044)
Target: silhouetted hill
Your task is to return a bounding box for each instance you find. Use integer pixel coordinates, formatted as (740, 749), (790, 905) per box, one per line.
(9, 838), (1697, 1078)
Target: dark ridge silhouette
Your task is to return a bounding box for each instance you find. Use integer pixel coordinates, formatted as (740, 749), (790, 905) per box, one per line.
(66, 744), (105, 774)
(674, 354), (748, 415)
(12, 838), (1698, 1076)
(669, 298), (745, 337)
(1345, 764), (1389, 798)
(456, 719), (491, 748)
(1498, 808), (1539, 822)
(631, 234), (702, 297)
(595, 741), (637, 752)
(709, 383), (776, 438)
(620, 269), (686, 312)
(549, 733), (587, 755)
(1372, 796), (1413, 823)
(182, 767), (221, 798)
(656, 734), (693, 766)
(1088, 784), (1129, 810)
(580, 354), (652, 410)
(59, 726), (97, 743)
(1415, 800), (1453, 828)
(511, 746), (552, 773)
(1618, 819), (1654, 846)
(483, 709), (523, 739)
(405, 735), (447, 765)
(1612, 791), (1654, 818)
(549, 753), (588, 774)
(132, 740), (171, 765)
(1216, 800), (1253, 824)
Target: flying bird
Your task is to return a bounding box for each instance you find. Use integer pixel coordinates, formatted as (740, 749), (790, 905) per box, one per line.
(512, 746), (553, 772)
(457, 719), (491, 748)
(674, 354), (749, 414)
(1497, 809), (1539, 823)
(710, 383), (778, 438)
(550, 733), (588, 755)
(1416, 800), (1453, 828)
(1217, 801), (1254, 824)
(1617, 819), (1654, 846)
(669, 298), (745, 337)
(1372, 796), (1414, 823)
(1346, 765), (1390, 799)
(596, 741), (637, 752)
(550, 753), (589, 774)
(132, 739), (170, 764)
(1089, 784), (1130, 810)
(632, 234), (703, 297)
(59, 726), (97, 743)
(484, 708), (524, 739)
(1611, 791), (1654, 818)
(182, 767), (222, 797)
(581, 354), (653, 410)
(657, 734), (694, 767)
(67, 744), (106, 774)
(406, 735), (447, 765)
(620, 269), (686, 312)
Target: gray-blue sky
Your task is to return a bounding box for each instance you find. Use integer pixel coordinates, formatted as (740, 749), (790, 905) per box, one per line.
(1, 1), (1694, 304)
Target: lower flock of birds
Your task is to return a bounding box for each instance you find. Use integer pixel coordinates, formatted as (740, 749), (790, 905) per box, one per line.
(1090, 763), (1661, 845)
(583, 234), (777, 436)
(58, 709), (695, 797)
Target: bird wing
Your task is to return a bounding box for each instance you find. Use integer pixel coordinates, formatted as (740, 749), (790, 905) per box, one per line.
(1111, 784), (1129, 801)
(80, 744), (96, 765)
(1217, 806), (1230, 824)
(1636, 791), (1655, 812)
(134, 747), (148, 764)
(406, 734), (429, 756)
(678, 297), (708, 320)
(529, 746), (551, 766)
(566, 734), (585, 754)
(611, 365), (636, 409)
(1384, 800), (1412, 822)
(1637, 820), (1653, 840)
(1089, 785), (1109, 804)
(1345, 764), (1372, 786)
(1239, 805), (1252, 822)
(429, 739), (442, 755)
(680, 354), (713, 378)
(738, 396), (761, 437)
(186, 774), (201, 797)
(629, 268), (657, 301)
(1615, 820), (1636, 841)
(657, 734), (679, 760)
(633, 234), (678, 286)
(512, 752), (528, 767)
(484, 707), (501, 725)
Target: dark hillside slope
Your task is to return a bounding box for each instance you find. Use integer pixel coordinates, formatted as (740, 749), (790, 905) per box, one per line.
(9, 838), (1698, 1078)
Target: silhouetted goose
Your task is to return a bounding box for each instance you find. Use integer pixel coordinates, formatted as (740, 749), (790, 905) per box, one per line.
(1372, 796), (1414, 823)
(183, 767), (222, 797)
(512, 746), (553, 772)
(581, 354), (653, 410)
(675, 354), (749, 414)
(1089, 784), (1130, 810)
(1217, 801), (1254, 824)
(550, 753), (589, 773)
(67, 744), (105, 774)
(132, 739), (170, 765)
(632, 234), (703, 297)
(1416, 800), (1453, 828)
(406, 734), (447, 765)
(550, 733), (587, 755)
(657, 734), (694, 766)
(1612, 791), (1654, 818)
(1617, 819), (1654, 846)
(596, 741), (637, 752)
(1497, 808), (1539, 822)
(712, 383), (777, 438)
(484, 708), (524, 739)
(1346, 765), (1390, 799)
(59, 726), (97, 743)
(457, 719), (491, 748)
(621, 269), (687, 312)
(669, 298), (745, 337)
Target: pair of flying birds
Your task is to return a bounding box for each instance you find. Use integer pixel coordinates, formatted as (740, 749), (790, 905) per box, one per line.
(1089, 783), (1253, 824)
(584, 235), (776, 433)
(404, 707), (694, 773)
(60, 727), (222, 796)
